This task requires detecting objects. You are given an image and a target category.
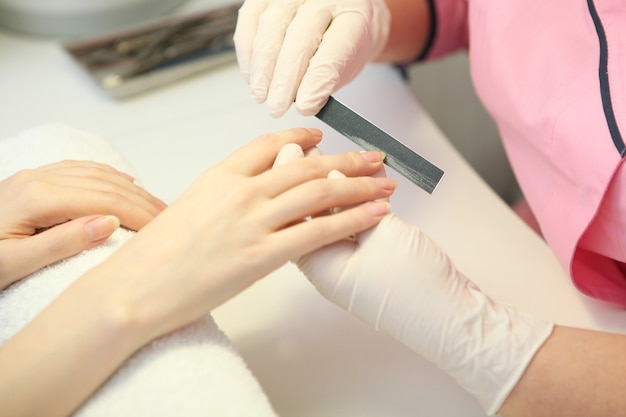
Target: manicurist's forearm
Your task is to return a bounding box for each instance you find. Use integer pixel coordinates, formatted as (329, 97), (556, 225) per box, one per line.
(499, 325), (626, 417)
(0, 271), (148, 417)
(376, 0), (432, 63)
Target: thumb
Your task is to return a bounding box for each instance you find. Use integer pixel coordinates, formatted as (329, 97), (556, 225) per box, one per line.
(0, 215), (120, 289)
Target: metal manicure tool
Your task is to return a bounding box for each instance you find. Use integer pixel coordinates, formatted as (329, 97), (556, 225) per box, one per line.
(315, 96), (445, 194)
(63, 3), (241, 99)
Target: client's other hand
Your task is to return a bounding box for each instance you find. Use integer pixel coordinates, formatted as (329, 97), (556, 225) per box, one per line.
(0, 160), (166, 289)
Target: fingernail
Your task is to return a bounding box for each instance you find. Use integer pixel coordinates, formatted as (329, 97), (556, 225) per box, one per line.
(154, 197), (168, 210)
(85, 215), (120, 242)
(367, 201), (390, 216)
(361, 151), (385, 163)
(307, 128), (323, 138)
(376, 177), (398, 190)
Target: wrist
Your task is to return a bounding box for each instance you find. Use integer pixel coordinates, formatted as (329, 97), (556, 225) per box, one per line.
(0, 268), (151, 417)
(438, 283), (554, 415)
(76, 269), (153, 350)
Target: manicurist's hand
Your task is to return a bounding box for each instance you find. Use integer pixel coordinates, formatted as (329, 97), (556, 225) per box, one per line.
(296, 210), (553, 414)
(272, 144), (554, 415)
(0, 160), (166, 290)
(234, 0), (391, 117)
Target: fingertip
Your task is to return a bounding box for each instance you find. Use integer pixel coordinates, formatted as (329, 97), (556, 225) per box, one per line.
(115, 170), (136, 182)
(85, 215), (120, 242)
(295, 80), (334, 116)
(360, 151), (386, 163)
(366, 201), (391, 217)
(273, 143), (305, 168)
(327, 169), (346, 179)
(153, 196), (168, 210)
(375, 177), (398, 191)
(295, 101), (324, 117)
(304, 145), (323, 157)
(249, 72), (269, 104)
(305, 127), (321, 137)
(268, 101), (289, 118)
(250, 87), (267, 104)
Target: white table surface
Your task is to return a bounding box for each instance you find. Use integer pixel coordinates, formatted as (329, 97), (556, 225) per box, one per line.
(2, 3), (626, 415)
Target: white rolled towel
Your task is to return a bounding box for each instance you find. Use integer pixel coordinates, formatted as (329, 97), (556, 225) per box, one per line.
(0, 124), (278, 417)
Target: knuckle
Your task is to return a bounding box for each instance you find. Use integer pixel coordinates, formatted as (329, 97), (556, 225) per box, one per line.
(308, 179), (336, 203)
(10, 168), (38, 184)
(221, 182), (258, 208)
(101, 190), (127, 206)
(10, 170), (51, 196)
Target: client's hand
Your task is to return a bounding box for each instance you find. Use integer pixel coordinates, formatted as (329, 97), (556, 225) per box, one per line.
(0, 160), (166, 289)
(84, 128), (396, 342)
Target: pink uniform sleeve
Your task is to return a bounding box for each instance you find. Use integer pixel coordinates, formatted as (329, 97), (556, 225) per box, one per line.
(420, 0), (470, 60)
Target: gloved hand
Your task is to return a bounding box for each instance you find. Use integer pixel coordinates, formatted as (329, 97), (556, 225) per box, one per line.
(234, 0), (391, 117)
(273, 145), (553, 415)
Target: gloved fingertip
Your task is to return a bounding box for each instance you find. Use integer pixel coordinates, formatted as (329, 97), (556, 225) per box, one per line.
(268, 104), (289, 118)
(304, 145), (323, 157)
(249, 74), (269, 103)
(366, 201), (391, 216)
(249, 88), (267, 104)
(239, 69), (251, 84)
(295, 103), (322, 117)
(273, 143), (304, 168)
(295, 93), (329, 116)
(327, 169), (346, 179)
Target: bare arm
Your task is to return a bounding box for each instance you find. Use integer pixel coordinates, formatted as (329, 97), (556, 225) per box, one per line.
(376, 0), (433, 64)
(0, 277), (146, 417)
(0, 128), (395, 417)
(378, 1), (626, 415)
(500, 325), (626, 417)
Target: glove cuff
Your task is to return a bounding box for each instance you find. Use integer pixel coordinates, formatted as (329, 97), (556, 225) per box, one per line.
(452, 295), (554, 415)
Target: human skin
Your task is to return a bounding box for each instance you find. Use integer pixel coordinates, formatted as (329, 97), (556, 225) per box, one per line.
(0, 128), (396, 417)
(378, 1), (626, 416)
(0, 159), (166, 289)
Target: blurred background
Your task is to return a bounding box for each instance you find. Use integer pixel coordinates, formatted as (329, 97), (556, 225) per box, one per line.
(407, 53), (521, 204)
(0, 0), (520, 205)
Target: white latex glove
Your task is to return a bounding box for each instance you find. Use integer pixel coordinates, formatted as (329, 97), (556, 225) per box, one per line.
(234, 0), (391, 117)
(273, 145), (553, 415)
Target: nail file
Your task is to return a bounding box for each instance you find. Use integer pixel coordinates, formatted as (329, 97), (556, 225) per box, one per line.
(315, 96), (444, 194)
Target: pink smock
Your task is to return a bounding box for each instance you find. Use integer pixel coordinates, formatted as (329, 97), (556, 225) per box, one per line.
(422, 0), (626, 306)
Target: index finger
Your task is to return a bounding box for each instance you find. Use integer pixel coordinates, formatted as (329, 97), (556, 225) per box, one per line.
(261, 150), (385, 198)
(219, 128), (322, 176)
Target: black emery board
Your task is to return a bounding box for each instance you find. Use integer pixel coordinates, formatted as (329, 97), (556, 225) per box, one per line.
(315, 96), (444, 194)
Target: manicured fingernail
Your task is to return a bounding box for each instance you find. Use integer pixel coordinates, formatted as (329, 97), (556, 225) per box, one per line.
(307, 128), (323, 138)
(367, 201), (390, 216)
(361, 151), (385, 163)
(376, 177), (398, 190)
(154, 197), (168, 210)
(85, 215), (120, 242)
